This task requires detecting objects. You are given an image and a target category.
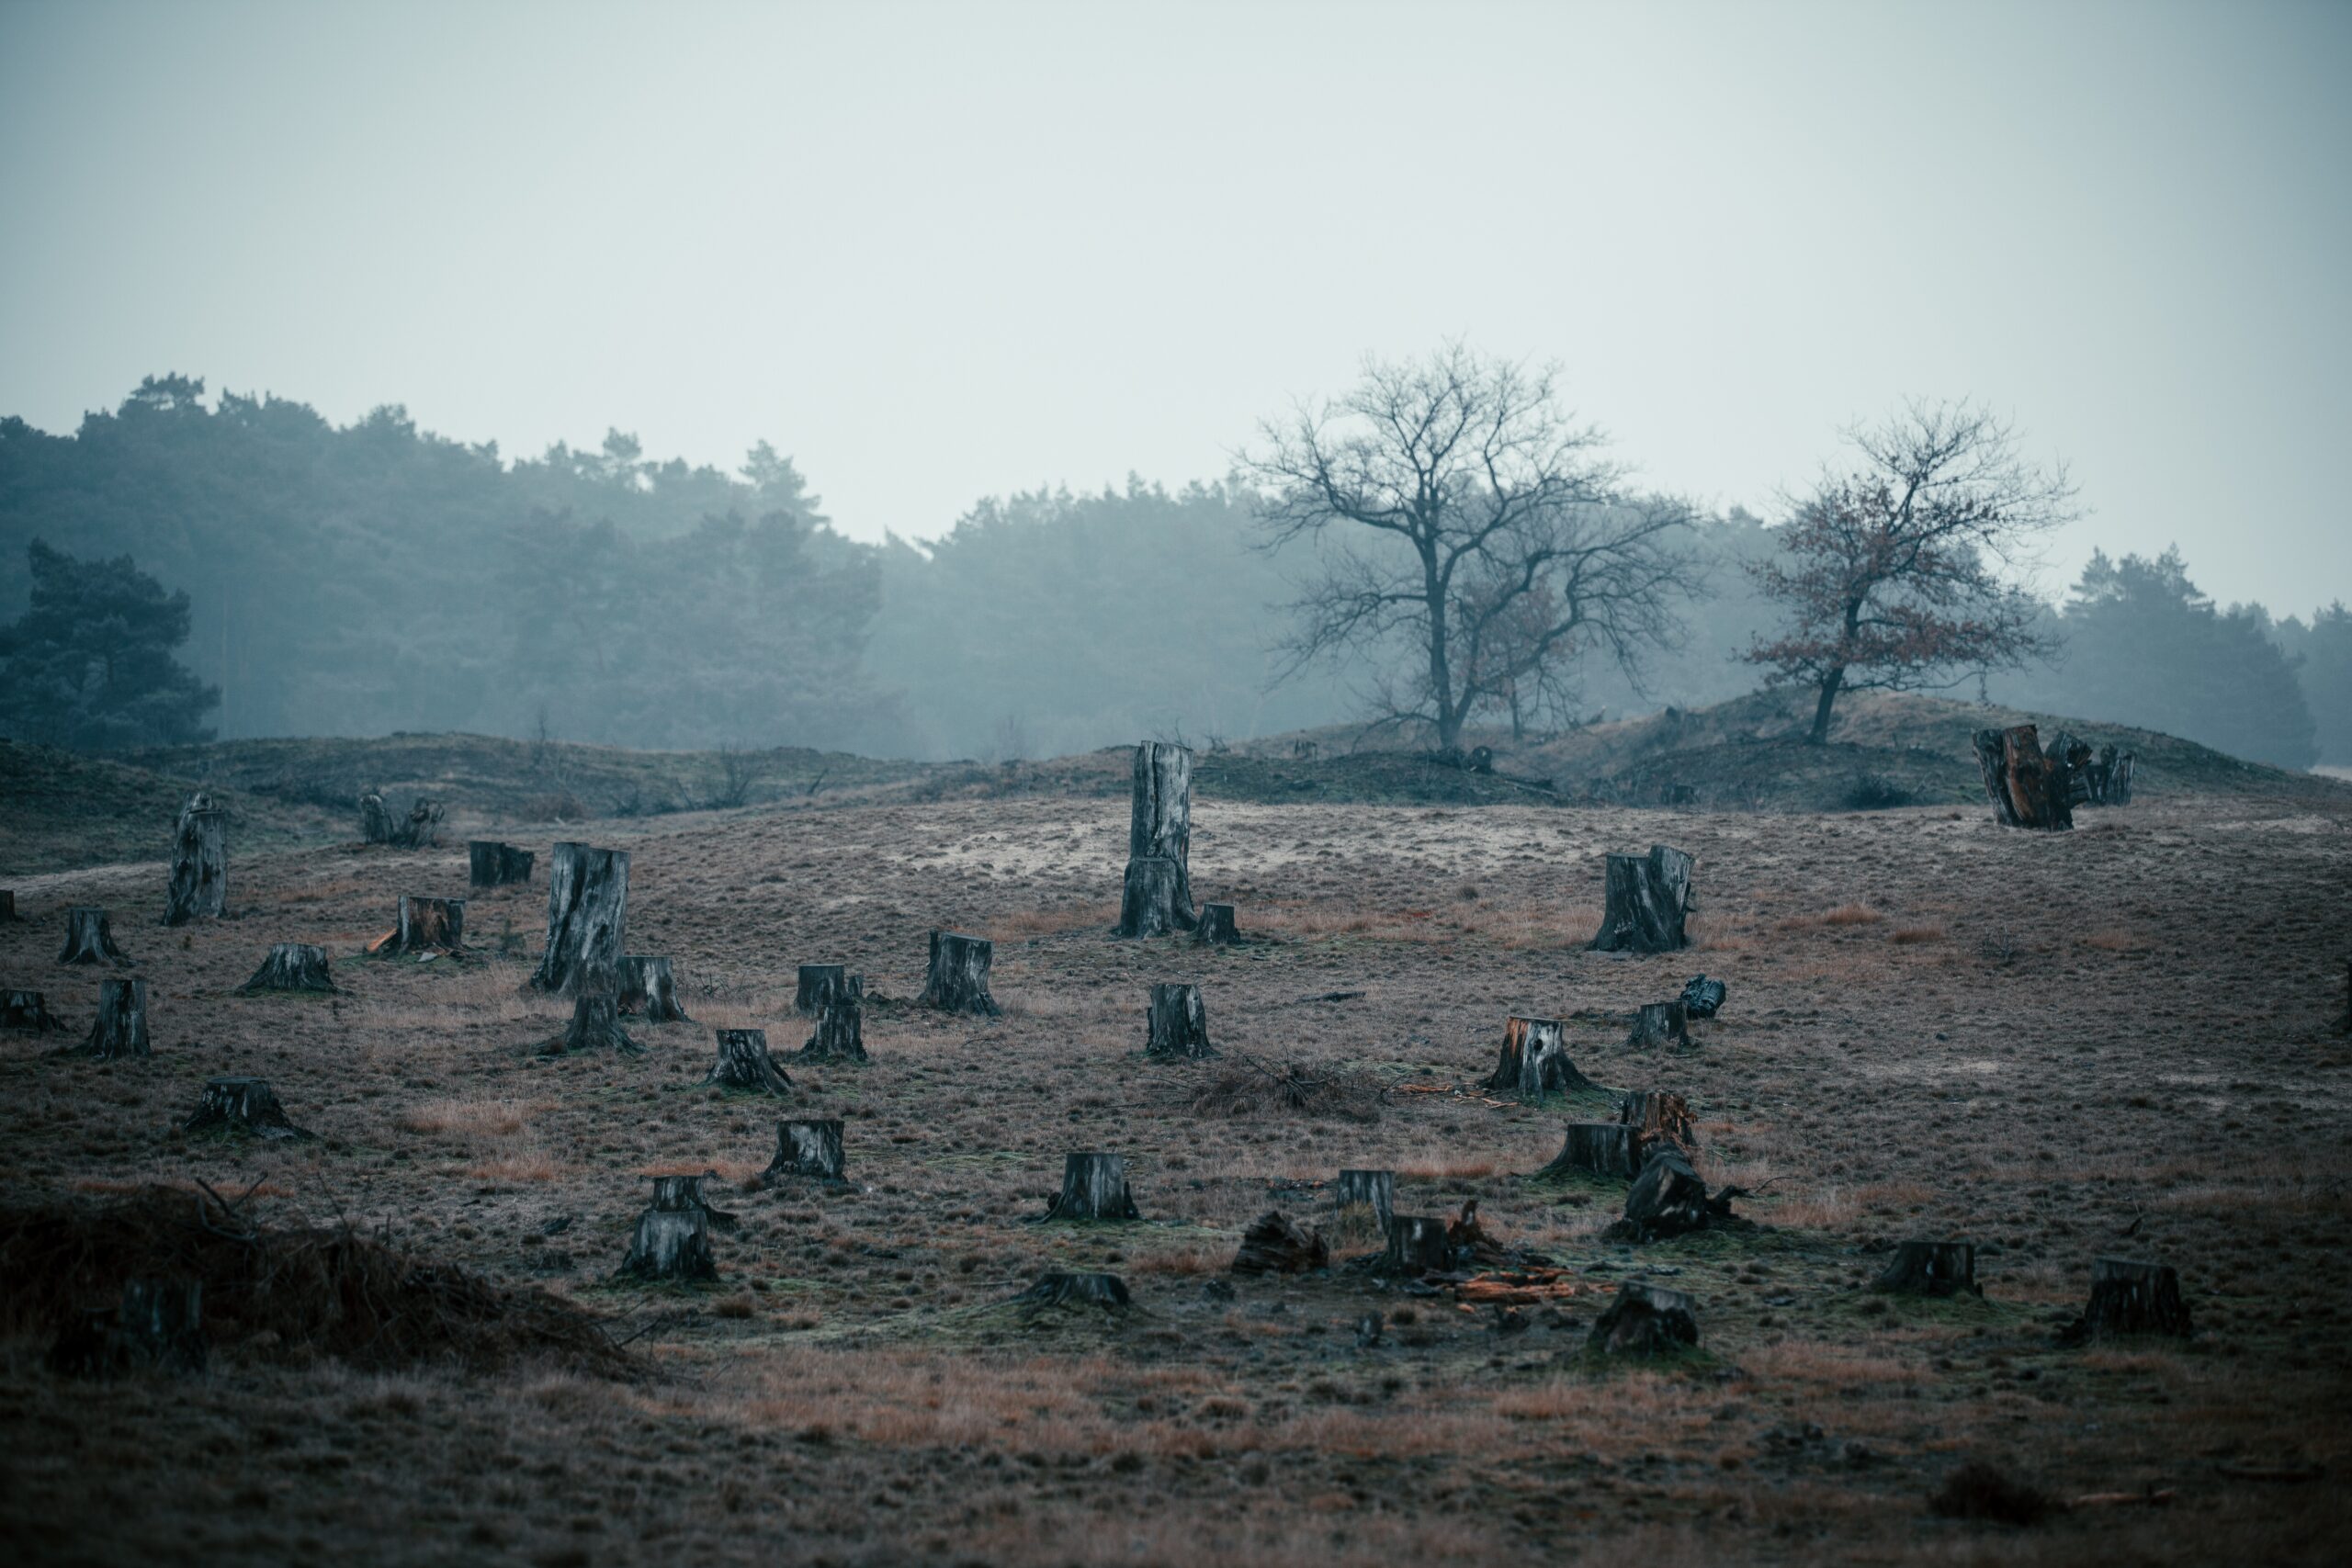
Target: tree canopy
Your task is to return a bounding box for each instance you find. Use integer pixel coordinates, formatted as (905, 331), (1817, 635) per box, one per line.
(0, 538), (219, 749)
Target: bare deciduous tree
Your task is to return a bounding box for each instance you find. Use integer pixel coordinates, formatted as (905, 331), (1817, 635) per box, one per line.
(1745, 400), (2076, 745)
(1244, 344), (1693, 753)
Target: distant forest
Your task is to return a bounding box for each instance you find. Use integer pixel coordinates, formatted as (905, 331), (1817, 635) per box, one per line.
(1, 378), (2343, 766)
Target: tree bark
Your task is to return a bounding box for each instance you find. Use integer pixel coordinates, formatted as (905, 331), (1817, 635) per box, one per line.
(795, 964), (849, 1017)
(705, 1028), (793, 1094)
(469, 840), (536, 887)
(918, 931), (1000, 1016)
(391, 797), (445, 850)
(73, 977), (150, 1061)
(1806, 667), (1846, 746)
(763, 1118), (845, 1183)
(1624, 1000), (1693, 1052)
(1535, 1122), (1639, 1179)
(1378, 1213), (1452, 1276)
(375, 895), (465, 955)
(1973, 724), (2072, 830)
(1018, 1272), (1131, 1308)
(2061, 1258), (2192, 1344)
(50, 1278), (206, 1377)
(621, 1180), (719, 1281)
(1679, 976), (1726, 1018)
(541, 993), (639, 1056)
(238, 942), (336, 994)
(1193, 902), (1244, 946)
(531, 843), (629, 995)
(798, 976), (866, 1062)
(1114, 741), (1197, 939)
(1144, 982), (1215, 1058)
(1616, 1089), (1699, 1164)
(1486, 1014), (1597, 1097)
(1334, 1168), (1396, 1236)
(182, 1076), (312, 1141)
(360, 792), (395, 845)
(616, 955), (691, 1021)
(2, 989), (70, 1033)
(57, 907), (130, 966)
(1873, 1240), (1979, 1297)
(1587, 1281), (1699, 1355)
(1604, 1145), (1739, 1241)
(163, 795), (225, 926)
(1116, 857), (1193, 940)
(1230, 1211), (1329, 1274)
(1042, 1152), (1139, 1221)
(1589, 844), (1695, 953)
(0, 889), (16, 921)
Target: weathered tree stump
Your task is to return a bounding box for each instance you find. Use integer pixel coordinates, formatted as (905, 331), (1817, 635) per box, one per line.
(1535, 1122), (1639, 1179)
(541, 993), (639, 1056)
(531, 842), (630, 995)
(620, 1179), (720, 1281)
(0, 889), (16, 921)
(238, 942), (336, 994)
(1973, 724), (2073, 830)
(163, 793), (225, 926)
(1873, 1240), (1979, 1297)
(50, 1279), (206, 1377)
(360, 791), (395, 845)
(1230, 1210), (1329, 1274)
(1042, 1152), (1139, 1221)
(2060, 1258), (2192, 1344)
(66, 977), (152, 1061)
(375, 894), (465, 955)
(1604, 1144), (1738, 1241)
(1586, 1281), (1699, 1356)
(918, 931), (1000, 1016)
(1589, 844), (1695, 953)
(469, 840), (536, 887)
(1486, 1014), (1598, 1097)
(795, 963), (849, 1016)
(1018, 1272), (1131, 1308)
(2107, 750), (2134, 805)
(1616, 1089), (1699, 1163)
(1378, 1213), (1453, 1275)
(1144, 982), (1215, 1058)
(705, 1028), (793, 1094)
(183, 1076), (312, 1141)
(392, 796), (445, 850)
(616, 955), (691, 1021)
(798, 976), (867, 1062)
(1678, 975), (1726, 1018)
(1, 989), (70, 1033)
(1334, 1168), (1396, 1236)
(2049, 730), (2097, 808)
(57, 907), (130, 966)
(763, 1119), (845, 1183)
(1115, 741), (1197, 937)
(1193, 902), (1243, 946)
(1625, 1000), (1693, 1052)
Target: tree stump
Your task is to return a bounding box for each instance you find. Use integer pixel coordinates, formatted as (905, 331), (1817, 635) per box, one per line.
(0, 889), (16, 921)
(1486, 1014), (1598, 1097)
(1, 989), (70, 1033)
(1604, 1144), (1737, 1241)
(1378, 1214), (1453, 1275)
(391, 796), (445, 850)
(2060, 1258), (2191, 1344)
(1230, 1211), (1329, 1274)
(798, 976), (867, 1062)
(531, 843), (630, 995)
(1973, 724), (2073, 830)
(1042, 1152), (1139, 1221)
(238, 942), (336, 994)
(541, 993), (639, 1056)
(163, 794), (225, 926)
(65, 977), (152, 1061)
(795, 963), (849, 1017)
(1586, 1281), (1699, 1356)
(616, 955), (691, 1021)
(763, 1119), (845, 1183)
(1678, 975), (1726, 1018)
(1589, 844), (1695, 953)
(1873, 1240), (1979, 1297)
(620, 1179), (720, 1281)
(57, 907), (130, 966)
(918, 931), (1000, 1016)
(1535, 1122), (1639, 1179)
(2108, 750), (2134, 805)
(183, 1076), (312, 1141)
(1334, 1168), (1396, 1237)
(469, 840), (536, 887)
(1018, 1272), (1131, 1308)
(1193, 902), (1243, 946)
(1625, 1000), (1693, 1052)
(374, 894), (465, 955)
(2049, 730), (2097, 808)
(360, 791), (395, 844)
(50, 1279), (206, 1377)
(1616, 1089), (1699, 1163)
(1115, 741), (1197, 937)
(1144, 982), (1215, 1058)
(706, 1029), (793, 1094)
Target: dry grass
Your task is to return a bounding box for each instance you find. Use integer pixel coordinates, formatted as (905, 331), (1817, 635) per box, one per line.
(2081, 927), (2147, 952)
(1890, 922), (1946, 944)
(984, 901), (1118, 942)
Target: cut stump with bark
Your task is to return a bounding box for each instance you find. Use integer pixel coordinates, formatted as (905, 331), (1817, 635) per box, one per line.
(763, 1119), (845, 1183)
(50, 1279), (206, 1377)
(798, 976), (866, 1062)
(69, 977), (151, 1061)
(392, 797), (445, 850)
(1605, 1145), (1739, 1242)
(1378, 1214), (1453, 1276)
(1616, 1089), (1699, 1163)
(183, 1077), (312, 1141)
(0, 889), (16, 921)
(1193, 902), (1243, 946)
(1873, 1240), (1980, 1298)
(1973, 724), (2073, 830)
(163, 795), (225, 926)
(1115, 741), (1196, 937)
(1042, 1152), (1139, 1222)
(2060, 1258), (2192, 1344)
(238, 942), (336, 994)
(1589, 844), (1695, 953)
(1536, 1122), (1640, 1180)
(1334, 1168), (1396, 1237)
(469, 840), (536, 888)
(1230, 1211), (1330, 1275)
(1145, 982), (1215, 1058)
(57, 907), (130, 967)
(531, 843), (630, 996)
(541, 994), (640, 1057)
(374, 895), (465, 955)
(794, 964), (849, 1017)
(919, 931), (1000, 1016)
(1019, 1272), (1131, 1309)
(1625, 1000), (1693, 1052)
(1587, 1281), (1699, 1356)
(359, 792), (395, 845)
(616, 955), (691, 1021)
(2, 989), (71, 1033)
(620, 1179), (720, 1281)
(706, 1029), (792, 1095)
(1486, 1014), (1598, 1097)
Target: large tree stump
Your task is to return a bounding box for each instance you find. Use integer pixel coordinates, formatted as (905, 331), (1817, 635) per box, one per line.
(763, 1119), (845, 1183)
(1334, 1168), (1396, 1236)
(1873, 1240), (1979, 1297)
(183, 1077), (312, 1141)
(373, 894), (465, 955)
(1018, 1272), (1131, 1309)
(1378, 1213), (1453, 1275)
(238, 942), (336, 994)
(359, 791), (395, 844)
(2049, 730), (2097, 808)
(1042, 1152), (1139, 1221)
(469, 840), (536, 887)
(1535, 1122), (1640, 1179)
(531, 843), (630, 995)
(1624, 1000), (1693, 1052)
(2, 989), (71, 1033)
(1973, 724), (2073, 830)
(706, 1029), (793, 1094)
(1115, 741), (1197, 937)
(1144, 982), (1215, 1058)
(541, 993), (640, 1056)
(1678, 975), (1726, 1018)
(1589, 844), (1695, 953)
(1586, 1281), (1699, 1356)
(50, 1279), (206, 1377)
(56, 907), (130, 966)
(1604, 1144), (1737, 1241)
(1230, 1211), (1329, 1274)
(1486, 1014), (1598, 1097)
(620, 1179), (720, 1281)
(918, 931), (1000, 1016)
(1616, 1089), (1699, 1163)
(73, 978), (151, 1061)
(616, 955), (691, 1021)
(392, 796), (445, 849)
(795, 963), (849, 1017)
(2060, 1258), (2191, 1344)
(798, 976), (866, 1062)
(162, 793), (225, 926)
(1193, 902), (1243, 946)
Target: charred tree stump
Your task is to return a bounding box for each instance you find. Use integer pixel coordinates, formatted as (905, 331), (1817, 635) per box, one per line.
(541, 993), (639, 1057)
(798, 976), (867, 1062)
(1616, 1089), (1699, 1163)
(162, 794), (225, 926)
(1973, 724), (2073, 830)
(374, 894), (465, 955)
(1378, 1214), (1452, 1276)
(2060, 1258), (2192, 1344)
(918, 931), (1000, 1016)
(1018, 1272), (1131, 1309)
(620, 1179), (720, 1281)
(1679, 975), (1726, 1018)
(763, 1119), (845, 1183)
(1144, 982), (1215, 1058)
(616, 955), (691, 1021)
(360, 791), (395, 845)
(1042, 1152), (1139, 1222)
(183, 1077), (312, 1141)
(2, 989), (70, 1033)
(469, 840), (536, 888)
(1604, 1144), (1739, 1242)
(238, 942), (336, 994)
(706, 1028), (793, 1094)
(794, 963), (849, 1017)
(1486, 1014), (1598, 1097)
(50, 1279), (206, 1377)
(1193, 902), (1243, 946)
(1873, 1240), (1980, 1297)
(1114, 740), (1197, 937)
(1589, 844), (1695, 953)
(72, 978), (151, 1061)
(531, 843), (630, 995)
(57, 907), (130, 967)
(1334, 1168), (1396, 1236)
(1625, 1000), (1693, 1052)
(1586, 1281), (1699, 1356)
(1230, 1211), (1329, 1274)
(1536, 1122), (1640, 1179)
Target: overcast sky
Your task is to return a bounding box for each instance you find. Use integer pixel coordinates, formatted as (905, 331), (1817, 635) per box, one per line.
(3, 0), (2346, 615)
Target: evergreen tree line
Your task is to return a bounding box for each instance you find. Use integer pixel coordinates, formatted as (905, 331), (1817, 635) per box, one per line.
(1, 377), (2342, 766)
